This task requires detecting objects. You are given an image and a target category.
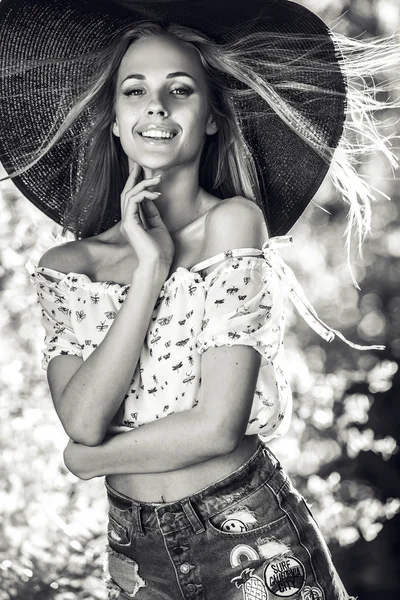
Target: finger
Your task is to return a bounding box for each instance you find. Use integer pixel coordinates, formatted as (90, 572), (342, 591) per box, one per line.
(122, 175), (161, 219)
(139, 198), (163, 228)
(121, 162), (141, 197)
(121, 163), (142, 218)
(141, 197), (161, 219)
(142, 201), (165, 229)
(125, 189), (161, 208)
(122, 190), (159, 225)
(121, 163), (141, 221)
(138, 201), (148, 230)
(131, 174), (162, 195)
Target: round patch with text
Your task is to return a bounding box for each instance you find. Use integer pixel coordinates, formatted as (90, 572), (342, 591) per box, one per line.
(264, 556), (306, 597)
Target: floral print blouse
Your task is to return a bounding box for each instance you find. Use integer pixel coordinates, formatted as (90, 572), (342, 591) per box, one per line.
(25, 234), (384, 443)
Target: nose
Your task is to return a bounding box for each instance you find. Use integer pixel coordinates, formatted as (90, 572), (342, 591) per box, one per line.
(147, 106), (168, 117)
(146, 93), (169, 118)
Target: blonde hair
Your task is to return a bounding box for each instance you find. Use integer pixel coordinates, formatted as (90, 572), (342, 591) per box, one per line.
(3, 21), (400, 285)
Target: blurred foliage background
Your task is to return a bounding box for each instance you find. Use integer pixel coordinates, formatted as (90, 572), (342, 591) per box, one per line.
(0, 0), (399, 598)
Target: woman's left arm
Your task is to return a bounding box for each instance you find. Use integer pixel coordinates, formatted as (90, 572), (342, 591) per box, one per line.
(64, 408), (224, 480)
(64, 198), (266, 479)
(64, 344), (260, 479)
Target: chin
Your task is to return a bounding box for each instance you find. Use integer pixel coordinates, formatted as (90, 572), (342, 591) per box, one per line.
(134, 159), (174, 172)
(126, 152), (169, 169)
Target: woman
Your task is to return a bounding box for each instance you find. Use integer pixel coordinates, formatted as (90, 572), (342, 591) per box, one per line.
(1, 0), (398, 598)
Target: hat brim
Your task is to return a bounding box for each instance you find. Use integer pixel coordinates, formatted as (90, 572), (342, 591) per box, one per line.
(0, 0), (346, 236)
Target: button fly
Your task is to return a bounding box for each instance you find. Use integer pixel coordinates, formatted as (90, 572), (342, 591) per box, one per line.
(186, 583), (196, 593)
(173, 546), (185, 555)
(163, 511), (175, 524)
(179, 563), (191, 574)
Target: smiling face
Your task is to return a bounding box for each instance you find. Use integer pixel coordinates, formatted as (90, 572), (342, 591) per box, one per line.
(112, 34), (218, 171)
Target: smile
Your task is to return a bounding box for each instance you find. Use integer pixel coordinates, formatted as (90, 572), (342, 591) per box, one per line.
(137, 131), (178, 144)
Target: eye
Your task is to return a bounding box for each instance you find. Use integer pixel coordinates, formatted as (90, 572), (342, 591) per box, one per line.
(122, 88), (143, 97)
(123, 86), (193, 97)
(171, 86), (192, 96)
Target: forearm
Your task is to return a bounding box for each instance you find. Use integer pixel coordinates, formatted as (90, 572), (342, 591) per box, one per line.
(59, 263), (168, 445)
(64, 408), (227, 479)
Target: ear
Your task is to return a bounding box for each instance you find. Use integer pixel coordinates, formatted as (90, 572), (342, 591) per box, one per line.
(112, 118), (120, 138)
(205, 112), (218, 136)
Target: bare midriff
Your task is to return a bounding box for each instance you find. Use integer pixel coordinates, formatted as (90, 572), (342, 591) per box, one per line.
(107, 434), (259, 503)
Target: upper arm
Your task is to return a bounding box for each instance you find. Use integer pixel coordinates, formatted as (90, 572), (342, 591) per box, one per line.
(37, 245), (84, 425)
(197, 198), (267, 452)
(200, 344), (262, 453)
(47, 355), (83, 427)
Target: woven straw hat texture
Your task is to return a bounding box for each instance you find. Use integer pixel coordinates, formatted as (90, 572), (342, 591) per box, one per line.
(0, 0), (346, 237)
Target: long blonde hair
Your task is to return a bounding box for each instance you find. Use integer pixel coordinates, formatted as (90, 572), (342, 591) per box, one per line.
(3, 20), (400, 284)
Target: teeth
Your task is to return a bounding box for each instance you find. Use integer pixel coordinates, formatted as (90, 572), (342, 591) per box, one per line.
(141, 130), (175, 139)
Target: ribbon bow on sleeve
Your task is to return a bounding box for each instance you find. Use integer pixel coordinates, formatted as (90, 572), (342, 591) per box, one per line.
(261, 235), (385, 351)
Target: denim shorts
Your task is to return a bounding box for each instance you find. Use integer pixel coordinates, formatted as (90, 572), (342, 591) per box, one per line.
(103, 439), (355, 600)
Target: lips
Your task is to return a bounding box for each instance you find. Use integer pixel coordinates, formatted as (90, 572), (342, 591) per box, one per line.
(138, 131), (178, 139)
(138, 132), (178, 144)
(137, 124), (179, 135)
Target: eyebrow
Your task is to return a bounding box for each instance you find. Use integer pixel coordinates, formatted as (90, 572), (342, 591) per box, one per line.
(122, 71), (198, 84)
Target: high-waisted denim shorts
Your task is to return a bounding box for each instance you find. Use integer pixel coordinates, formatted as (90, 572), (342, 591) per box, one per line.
(103, 439), (355, 600)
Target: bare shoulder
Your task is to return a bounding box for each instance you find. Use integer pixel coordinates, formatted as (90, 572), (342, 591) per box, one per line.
(197, 197), (269, 276)
(204, 196), (268, 251)
(38, 238), (93, 276)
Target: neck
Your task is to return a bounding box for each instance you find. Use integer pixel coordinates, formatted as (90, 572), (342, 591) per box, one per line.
(105, 159), (213, 246)
(136, 153), (209, 234)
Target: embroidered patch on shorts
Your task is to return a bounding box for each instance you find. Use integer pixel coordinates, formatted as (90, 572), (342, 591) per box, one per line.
(301, 585), (324, 600)
(221, 508), (258, 532)
(231, 568), (268, 600)
(221, 517), (249, 532)
(263, 556), (306, 597)
(230, 544), (260, 567)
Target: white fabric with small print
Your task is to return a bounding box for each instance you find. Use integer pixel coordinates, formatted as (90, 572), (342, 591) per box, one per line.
(26, 234), (382, 442)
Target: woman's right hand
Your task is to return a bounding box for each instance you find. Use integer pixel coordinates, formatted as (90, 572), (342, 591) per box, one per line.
(119, 162), (175, 268)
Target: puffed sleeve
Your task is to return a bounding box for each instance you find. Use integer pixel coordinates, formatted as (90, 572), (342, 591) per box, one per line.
(194, 233), (386, 356)
(195, 256), (285, 360)
(25, 262), (84, 371)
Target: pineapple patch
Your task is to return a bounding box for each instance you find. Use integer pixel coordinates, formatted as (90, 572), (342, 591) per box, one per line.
(230, 544), (269, 600)
(264, 556), (305, 597)
(232, 568), (269, 600)
(229, 544), (307, 600)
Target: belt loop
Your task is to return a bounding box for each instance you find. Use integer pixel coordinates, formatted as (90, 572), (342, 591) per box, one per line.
(180, 500), (205, 535)
(131, 502), (145, 536)
(264, 442), (282, 468)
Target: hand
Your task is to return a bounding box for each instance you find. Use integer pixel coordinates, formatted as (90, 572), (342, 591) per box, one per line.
(119, 163), (175, 268)
(63, 438), (97, 480)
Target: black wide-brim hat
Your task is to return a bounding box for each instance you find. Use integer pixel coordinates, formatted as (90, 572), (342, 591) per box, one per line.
(0, 0), (346, 237)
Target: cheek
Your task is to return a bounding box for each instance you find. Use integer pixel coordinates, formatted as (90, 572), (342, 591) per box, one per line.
(182, 112), (207, 140)
(116, 116), (138, 148)
(115, 101), (136, 127)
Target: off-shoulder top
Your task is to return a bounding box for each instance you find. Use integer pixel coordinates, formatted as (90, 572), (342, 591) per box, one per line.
(25, 235), (384, 442)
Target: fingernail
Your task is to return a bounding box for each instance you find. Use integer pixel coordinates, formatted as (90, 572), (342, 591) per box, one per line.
(153, 191), (161, 195)
(156, 174), (162, 178)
